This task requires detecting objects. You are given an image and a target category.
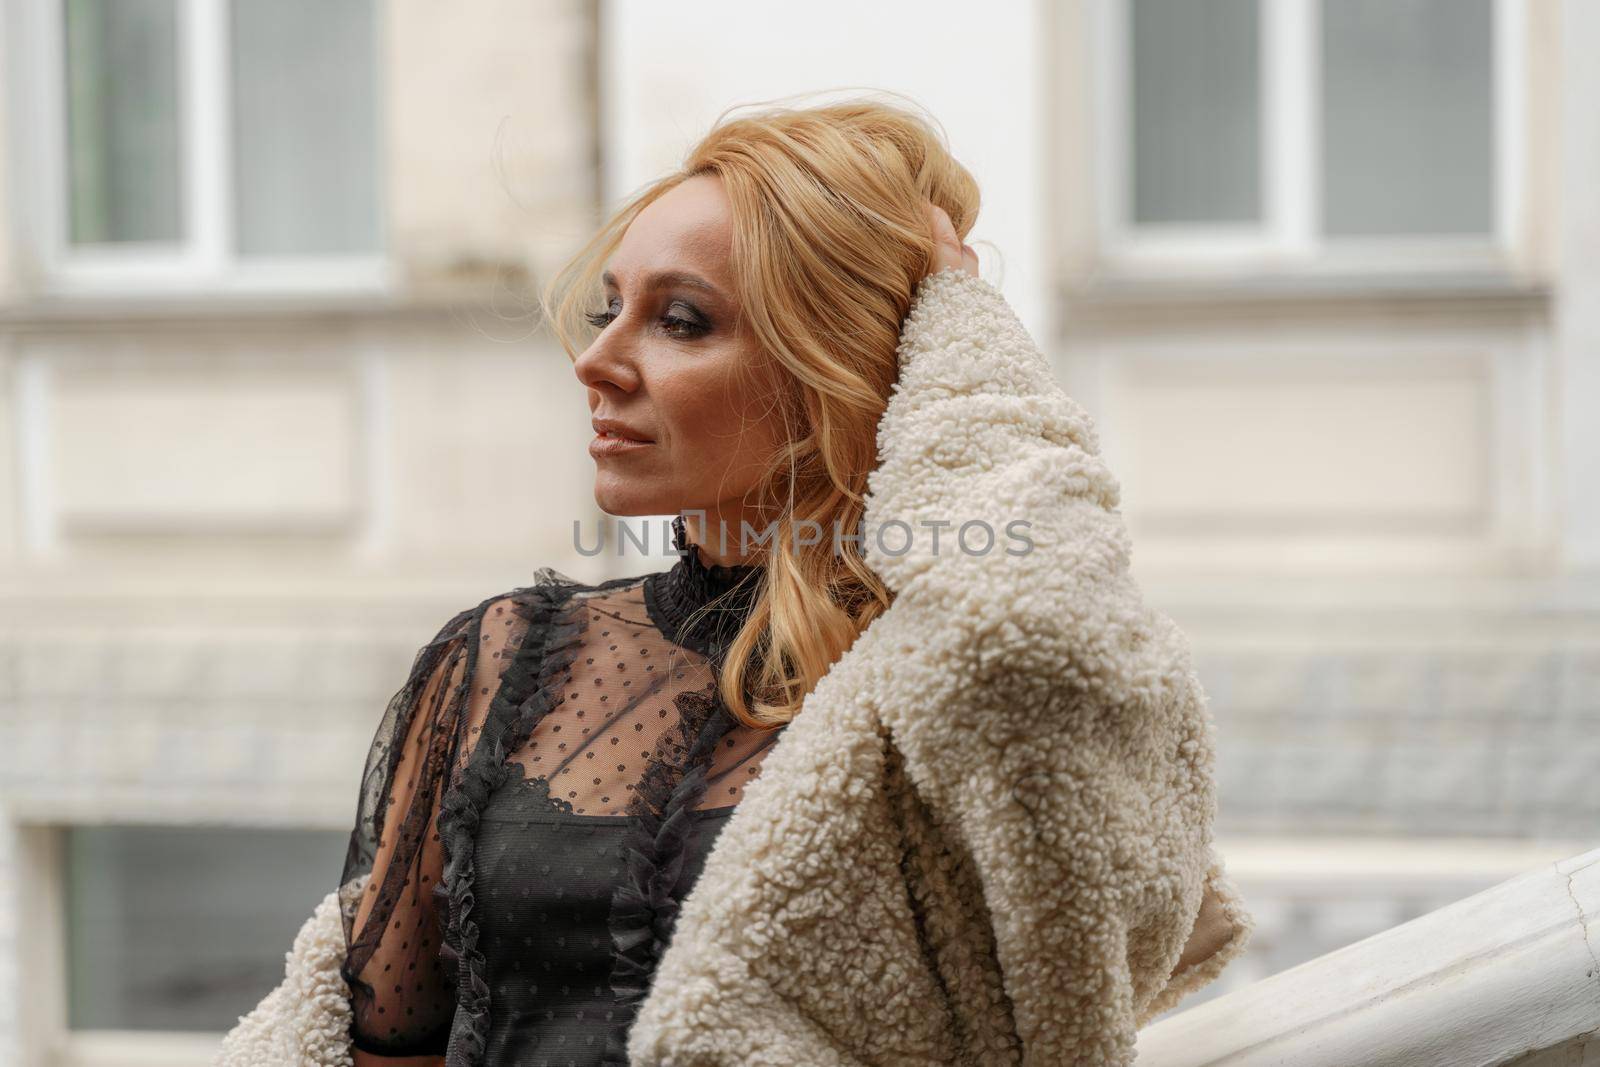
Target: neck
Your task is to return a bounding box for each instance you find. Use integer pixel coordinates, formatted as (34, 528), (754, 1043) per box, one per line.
(680, 509), (767, 568)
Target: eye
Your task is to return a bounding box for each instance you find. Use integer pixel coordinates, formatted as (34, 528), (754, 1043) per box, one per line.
(584, 302), (710, 339)
(661, 313), (709, 339)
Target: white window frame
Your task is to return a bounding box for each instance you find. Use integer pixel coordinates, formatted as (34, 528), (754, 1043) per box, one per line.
(9, 0), (390, 299)
(1089, 0), (1527, 280)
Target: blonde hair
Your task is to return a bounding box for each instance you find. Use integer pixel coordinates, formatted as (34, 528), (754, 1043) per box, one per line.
(540, 92), (981, 729)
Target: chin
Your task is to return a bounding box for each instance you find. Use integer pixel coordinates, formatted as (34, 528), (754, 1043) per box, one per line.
(592, 477), (668, 519)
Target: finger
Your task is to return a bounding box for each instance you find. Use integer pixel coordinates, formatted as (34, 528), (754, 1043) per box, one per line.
(923, 203), (968, 278)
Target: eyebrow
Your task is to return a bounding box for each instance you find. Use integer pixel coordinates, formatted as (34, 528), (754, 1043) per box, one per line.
(601, 269), (722, 298)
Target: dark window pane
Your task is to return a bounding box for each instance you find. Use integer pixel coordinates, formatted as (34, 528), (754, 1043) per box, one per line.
(64, 825), (348, 1031)
(1130, 0), (1262, 225)
(63, 0), (184, 245)
(1321, 0), (1495, 237)
(230, 0), (381, 256)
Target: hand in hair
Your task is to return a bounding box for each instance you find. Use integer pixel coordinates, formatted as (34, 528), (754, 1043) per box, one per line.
(923, 201), (980, 280)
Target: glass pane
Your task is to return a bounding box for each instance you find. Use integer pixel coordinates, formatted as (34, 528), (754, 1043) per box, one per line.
(1129, 0), (1262, 225)
(63, 0), (184, 245)
(64, 825), (348, 1031)
(230, 0), (380, 256)
(1321, 0), (1495, 237)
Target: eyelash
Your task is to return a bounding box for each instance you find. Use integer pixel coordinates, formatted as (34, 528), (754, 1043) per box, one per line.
(584, 306), (709, 339)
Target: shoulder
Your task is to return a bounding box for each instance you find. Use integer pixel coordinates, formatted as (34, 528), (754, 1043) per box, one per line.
(429, 565), (649, 647)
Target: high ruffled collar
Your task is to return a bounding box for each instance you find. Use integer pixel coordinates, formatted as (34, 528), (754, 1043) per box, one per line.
(642, 514), (762, 661)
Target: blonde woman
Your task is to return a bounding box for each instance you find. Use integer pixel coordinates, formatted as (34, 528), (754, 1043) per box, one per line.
(219, 96), (1252, 1067)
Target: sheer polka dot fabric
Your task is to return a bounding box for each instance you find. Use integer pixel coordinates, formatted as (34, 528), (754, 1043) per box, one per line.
(511, 580), (780, 817)
(338, 598), (535, 1055)
(337, 553), (783, 1063)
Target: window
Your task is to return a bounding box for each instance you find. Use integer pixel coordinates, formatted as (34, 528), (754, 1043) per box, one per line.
(62, 0), (185, 247)
(61, 825), (348, 1032)
(1093, 0), (1522, 276)
(1319, 0), (1494, 238)
(22, 0), (384, 295)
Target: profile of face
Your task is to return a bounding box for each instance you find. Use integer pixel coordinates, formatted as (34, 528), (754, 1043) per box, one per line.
(574, 173), (790, 563)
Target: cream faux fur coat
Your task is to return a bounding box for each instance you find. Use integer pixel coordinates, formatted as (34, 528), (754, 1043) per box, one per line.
(217, 266), (1253, 1066)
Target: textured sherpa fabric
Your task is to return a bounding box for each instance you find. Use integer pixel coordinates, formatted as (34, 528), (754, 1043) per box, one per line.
(623, 266), (1253, 1065)
(214, 265), (1252, 1066)
(215, 881), (356, 1067)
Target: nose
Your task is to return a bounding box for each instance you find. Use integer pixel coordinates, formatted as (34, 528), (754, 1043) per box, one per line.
(573, 322), (642, 394)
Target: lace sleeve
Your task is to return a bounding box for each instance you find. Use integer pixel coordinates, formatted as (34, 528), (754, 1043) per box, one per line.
(337, 602), (481, 1057)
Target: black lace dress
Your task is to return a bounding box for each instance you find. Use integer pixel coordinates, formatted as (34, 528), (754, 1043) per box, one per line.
(337, 515), (784, 1066)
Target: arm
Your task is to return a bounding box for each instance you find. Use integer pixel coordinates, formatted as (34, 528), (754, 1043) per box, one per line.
(624, 258), (1252, 1067)
(862, 262), (1254, 1058)
(338, 605), (483, 1060)
(216, 605), (490, 1067)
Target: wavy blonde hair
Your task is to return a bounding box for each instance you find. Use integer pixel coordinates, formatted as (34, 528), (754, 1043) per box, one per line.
(540, 93), (981, 729)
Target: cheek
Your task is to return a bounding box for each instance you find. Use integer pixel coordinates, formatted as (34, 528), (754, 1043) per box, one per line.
(656, 349), (784, 458)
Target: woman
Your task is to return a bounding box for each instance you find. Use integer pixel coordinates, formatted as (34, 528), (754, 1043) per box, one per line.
(219, 97), (1252, 1067)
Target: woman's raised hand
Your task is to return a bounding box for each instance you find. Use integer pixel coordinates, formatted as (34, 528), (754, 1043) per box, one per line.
(924, 201), (980, 280)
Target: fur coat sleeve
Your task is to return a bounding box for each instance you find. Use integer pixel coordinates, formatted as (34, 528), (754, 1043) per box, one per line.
(214, 881), (357, 1066)
(623, 266), (1254, 1065)
(214, 265), (1253, 1067)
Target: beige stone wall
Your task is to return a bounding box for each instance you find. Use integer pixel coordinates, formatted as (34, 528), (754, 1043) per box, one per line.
(387, 0), (598, 303)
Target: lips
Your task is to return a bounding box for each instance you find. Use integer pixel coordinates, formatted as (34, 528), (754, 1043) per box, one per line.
(591, 417), (654, 443)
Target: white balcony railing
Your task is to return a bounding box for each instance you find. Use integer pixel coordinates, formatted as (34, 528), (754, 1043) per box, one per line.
(1139, 844), (1600, 1066)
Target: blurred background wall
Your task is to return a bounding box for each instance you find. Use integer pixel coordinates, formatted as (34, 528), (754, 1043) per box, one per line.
(0, 0), (1595, 1063)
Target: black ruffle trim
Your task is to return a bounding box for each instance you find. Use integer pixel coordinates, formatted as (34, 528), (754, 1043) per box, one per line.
(601, 686), (739, 1067)
(433, 570), (588, 1067)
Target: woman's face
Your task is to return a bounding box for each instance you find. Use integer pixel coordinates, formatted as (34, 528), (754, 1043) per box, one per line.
(574, 173), (788, 560)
